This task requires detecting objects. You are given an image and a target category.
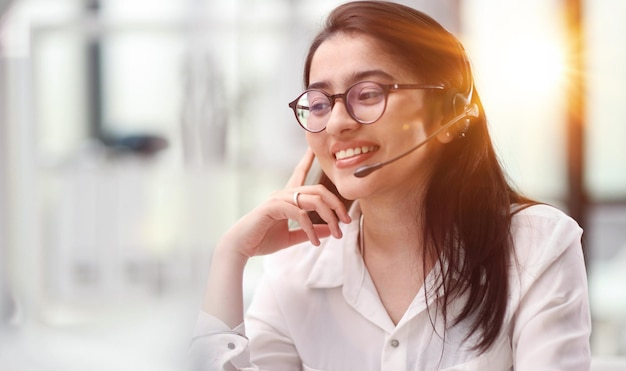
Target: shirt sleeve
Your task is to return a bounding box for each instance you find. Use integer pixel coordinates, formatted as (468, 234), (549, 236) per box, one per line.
(511, 209), (592, 370)
(244, 275), (304, 371)
(188, 311), (257, 371)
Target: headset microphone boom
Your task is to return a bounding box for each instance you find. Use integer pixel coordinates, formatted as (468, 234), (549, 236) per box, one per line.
(353, 103), (479, 178)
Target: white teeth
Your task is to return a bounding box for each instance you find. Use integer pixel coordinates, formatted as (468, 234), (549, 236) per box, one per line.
(335, 146), (377, 160)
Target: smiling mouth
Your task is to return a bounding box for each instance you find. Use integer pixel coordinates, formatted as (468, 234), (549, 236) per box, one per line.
(334, 146), (378, 160)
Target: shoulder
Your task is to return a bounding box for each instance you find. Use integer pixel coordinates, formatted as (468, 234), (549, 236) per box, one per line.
(511, 203), (582, 246)
(510, 203), (583, 275)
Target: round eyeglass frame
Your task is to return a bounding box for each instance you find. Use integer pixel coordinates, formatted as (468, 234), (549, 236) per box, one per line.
(288, 81), (445, 133)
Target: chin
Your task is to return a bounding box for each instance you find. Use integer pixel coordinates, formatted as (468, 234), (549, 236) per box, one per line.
(332, 179), (366, 202)
(323, 168), (370, 201)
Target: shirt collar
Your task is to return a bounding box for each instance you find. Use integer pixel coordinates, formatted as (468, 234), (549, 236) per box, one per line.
(303, 201), (457, 331)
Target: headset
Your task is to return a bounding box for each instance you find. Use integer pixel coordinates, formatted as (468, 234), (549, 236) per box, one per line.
(441, 42), (476, 138)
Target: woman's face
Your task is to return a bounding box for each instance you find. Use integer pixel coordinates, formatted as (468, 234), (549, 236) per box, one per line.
(306, 33), (444, 202)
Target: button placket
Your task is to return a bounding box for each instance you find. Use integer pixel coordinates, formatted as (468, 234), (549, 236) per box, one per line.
(381, 332), (408, 371)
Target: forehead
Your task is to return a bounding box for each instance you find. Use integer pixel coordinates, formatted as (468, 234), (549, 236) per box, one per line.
(309, 33), (415, 90)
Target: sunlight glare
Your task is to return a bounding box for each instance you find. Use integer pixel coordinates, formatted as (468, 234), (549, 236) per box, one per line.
(497, 35), (566, 95)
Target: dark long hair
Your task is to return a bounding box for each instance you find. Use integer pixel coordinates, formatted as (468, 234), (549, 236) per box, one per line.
(304, 1), (534, 352)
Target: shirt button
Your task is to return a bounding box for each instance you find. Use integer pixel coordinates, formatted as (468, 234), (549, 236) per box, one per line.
(390, 339), (400, 348)
(227, 342), (236, 350)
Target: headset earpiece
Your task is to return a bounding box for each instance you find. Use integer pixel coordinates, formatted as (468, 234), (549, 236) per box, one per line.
(452, 91), (470, 116)
(442, 88), (470, 118)
(441, 88), (473, 138)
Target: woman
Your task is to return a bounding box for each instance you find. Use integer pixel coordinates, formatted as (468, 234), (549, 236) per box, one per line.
(190, 1), (591, 370)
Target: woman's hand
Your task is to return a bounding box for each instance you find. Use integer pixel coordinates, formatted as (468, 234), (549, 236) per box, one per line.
(219, 148), (352, 259)
(203, 148), (351, 327)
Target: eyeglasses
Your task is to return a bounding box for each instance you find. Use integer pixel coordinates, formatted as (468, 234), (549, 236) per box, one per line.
(288, 81), (444, 133)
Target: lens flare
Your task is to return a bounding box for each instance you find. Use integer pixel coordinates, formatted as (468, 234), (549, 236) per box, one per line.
(498, 36), (567, 95)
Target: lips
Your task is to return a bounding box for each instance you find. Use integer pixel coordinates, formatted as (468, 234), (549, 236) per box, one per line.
(334, 145), (378, 160)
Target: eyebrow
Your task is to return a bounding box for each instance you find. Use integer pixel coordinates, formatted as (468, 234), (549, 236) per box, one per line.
(308, 69), (396, 90)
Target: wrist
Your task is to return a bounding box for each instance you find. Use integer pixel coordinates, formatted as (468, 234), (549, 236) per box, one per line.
(213, 239), (249, 268)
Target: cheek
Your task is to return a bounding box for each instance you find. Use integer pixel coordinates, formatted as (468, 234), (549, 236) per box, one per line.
(305, 133), (336, 174)
(305, 132), (322, 152)
(305, 133), (329, 162)
(385, 93), (437, 137)
(387, 120), (428, 145)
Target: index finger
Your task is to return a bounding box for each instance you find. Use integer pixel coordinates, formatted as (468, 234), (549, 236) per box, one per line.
(286, 148), (315, 188)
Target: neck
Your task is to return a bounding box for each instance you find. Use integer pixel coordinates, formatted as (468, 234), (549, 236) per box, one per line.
(358, 193), (424, 256)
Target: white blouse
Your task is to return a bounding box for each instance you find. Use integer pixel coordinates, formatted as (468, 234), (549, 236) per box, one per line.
(189, 203), (591, 371)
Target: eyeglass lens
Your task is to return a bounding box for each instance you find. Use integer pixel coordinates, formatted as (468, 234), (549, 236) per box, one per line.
(293, 82), (388, 132)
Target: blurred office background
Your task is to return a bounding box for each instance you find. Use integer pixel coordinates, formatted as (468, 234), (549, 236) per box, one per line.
(0, 0), (625, 370)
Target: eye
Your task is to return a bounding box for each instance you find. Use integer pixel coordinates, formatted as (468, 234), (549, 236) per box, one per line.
(354, 87), (385, 105)
(358, 89), (384, 101)
(308, 97), (331, 116)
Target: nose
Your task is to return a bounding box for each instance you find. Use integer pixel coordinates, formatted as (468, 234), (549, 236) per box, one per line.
(325, 98), (360, 136)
